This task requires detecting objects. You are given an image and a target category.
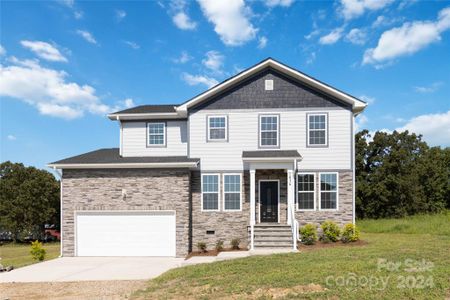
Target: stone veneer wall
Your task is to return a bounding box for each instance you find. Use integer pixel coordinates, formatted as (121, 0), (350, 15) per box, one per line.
(255, 169), (288, 224)
(191, 171), (250, 250)
(295, 171), (353, 226)
(61, 169), (191, 257)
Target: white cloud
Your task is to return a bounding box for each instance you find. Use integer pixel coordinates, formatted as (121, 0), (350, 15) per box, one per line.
(173, 51), (192, 64)
(319, 27), (344, 45)
(182, 73), (218, 88)
(202, 50), (224, 72)
(74, 10), (84, 19)
(264, 0), (294, 7)
(258, 36), (268, 49)
(0, 45), (5, 56)
(345, 28), (367, 45)
(60, 0), (74, 8)
(172, 12), (197, 30)
(414, 81), (443, 93)
(359, 95), (376, 104)
(398, 0), (418, 10)
(339, 0), (394, 20)
(20, 40), (67, 62)
(116, 9), (126, 21)
(363, 7), (450, 65)
(0, 58), (129, 119)
(123, 41), (140, 49)
(306, 52), (316, 65)
(355, 114), (368, 132)
(396, 110), (450, 146)
(76, 30), (97, 44)
(7, 135), (16, 141)
(197, 0), (257, 46)
(304, 29), (320, 40)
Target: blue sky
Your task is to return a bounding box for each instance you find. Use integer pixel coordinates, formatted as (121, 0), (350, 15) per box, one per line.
(1, 0), (449, 172)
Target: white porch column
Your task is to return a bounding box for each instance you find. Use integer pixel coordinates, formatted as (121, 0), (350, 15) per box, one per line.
(287, 169), (295, 225)
(250, 169), (256, 250)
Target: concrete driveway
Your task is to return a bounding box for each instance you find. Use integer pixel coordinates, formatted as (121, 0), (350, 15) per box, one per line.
(0, 257), (185, 282)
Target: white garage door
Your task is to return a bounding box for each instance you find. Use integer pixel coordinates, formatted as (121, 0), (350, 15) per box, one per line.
(76, 211), (176, 257)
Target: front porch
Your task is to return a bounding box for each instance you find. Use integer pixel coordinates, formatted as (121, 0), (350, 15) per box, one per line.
(242, 150), (301, 250)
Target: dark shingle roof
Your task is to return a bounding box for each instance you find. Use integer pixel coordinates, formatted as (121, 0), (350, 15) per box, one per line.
(242, 150), (301, 158)
(111, 105), (178, 115)
(49, 148), (199, 165)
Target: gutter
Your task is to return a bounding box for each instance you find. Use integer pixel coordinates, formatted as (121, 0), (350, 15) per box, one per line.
(47, 161), (199, 169)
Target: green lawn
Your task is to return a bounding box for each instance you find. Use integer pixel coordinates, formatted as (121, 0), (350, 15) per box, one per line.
(133, 213), (450, 299)
(0, 242), (60, 268)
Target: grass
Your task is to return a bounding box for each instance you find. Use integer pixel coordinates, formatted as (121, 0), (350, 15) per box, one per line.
(0, 242), (60, 268)
(133, 213), (450, 299)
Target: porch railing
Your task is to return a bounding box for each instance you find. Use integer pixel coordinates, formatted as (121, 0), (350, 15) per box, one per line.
(289, 200), (299, 250)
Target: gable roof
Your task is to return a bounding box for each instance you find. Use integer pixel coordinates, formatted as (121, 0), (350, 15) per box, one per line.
(176, 58), (366, 115)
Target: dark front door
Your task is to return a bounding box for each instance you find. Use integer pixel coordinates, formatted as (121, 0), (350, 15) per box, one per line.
(260, 181), (279, 223)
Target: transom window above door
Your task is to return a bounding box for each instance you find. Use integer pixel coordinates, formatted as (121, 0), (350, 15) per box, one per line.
(147, 122), (166, 146)
(259, 115), (279, 147)
(207, 116), (227, 141)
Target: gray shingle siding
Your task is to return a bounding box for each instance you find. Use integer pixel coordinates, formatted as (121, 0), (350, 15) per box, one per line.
(190, 68), (352, 112)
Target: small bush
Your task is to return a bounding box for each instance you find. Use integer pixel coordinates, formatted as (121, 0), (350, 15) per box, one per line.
(30, 240), (46, 261)
(197, 242), (207, 253)
(215, 240), (224, 252)
(299, 224), (318, 245)
(341, 223), (360, 243)
(320, 221), (341, 243)
(231, 238), (240, 250)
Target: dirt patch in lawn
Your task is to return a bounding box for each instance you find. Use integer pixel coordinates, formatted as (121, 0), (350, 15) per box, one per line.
(185, 248), (245, 259)
(247, 283), (326, 299)
(298, 239), (368, 251)
(0, 280), (147, 300)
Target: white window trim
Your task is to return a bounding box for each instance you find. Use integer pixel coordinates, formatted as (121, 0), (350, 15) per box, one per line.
(318, 172), (339, 211)
(147, 122), (166, 147)
(201, 173), (220, 212)
(207, 115), (228, 142)
(307, 113), (328, 147)
(259, 114), (279, 148)
(223, 173), (242, 212)
(296, 172), (316, 211)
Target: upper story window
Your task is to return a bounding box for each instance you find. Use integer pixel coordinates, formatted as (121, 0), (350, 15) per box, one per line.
(319, 173), (338, 210)
(147, 122), (166, 146)
(259, 115), (279, 147)
(208, 116), (227, 141)
(297, 173), (315, 210)
(307, 113), (328, 146)
(223, 174), (241, 211)
(202, 174), (220, 211)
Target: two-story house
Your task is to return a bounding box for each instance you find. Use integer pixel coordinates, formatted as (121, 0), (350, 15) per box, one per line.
(49, 58), (367, 257)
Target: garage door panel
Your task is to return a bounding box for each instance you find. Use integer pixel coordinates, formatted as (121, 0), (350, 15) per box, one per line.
(76, 212), (176, 257)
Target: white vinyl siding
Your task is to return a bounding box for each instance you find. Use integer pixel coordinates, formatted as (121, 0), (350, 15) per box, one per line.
(202, 174), (220, 211)
(208, 116), (227, 141)
(223, 174), (241, 211)
(147, 122), (165, 146)
(319, 172), (338, 210)
(259, 115), (279, 147)
(189, 108), (351, 170)
(307, 113), (328, 146)
(122, 121), (187, 157)
(297, 173), (315, 210)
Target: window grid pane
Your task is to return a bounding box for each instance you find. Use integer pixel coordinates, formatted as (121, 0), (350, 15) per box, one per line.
(209, 117), (226, 140)
(260, 116), (278, 146)
(224, 175), (240, 210)
(298, 174), (315, 210)
(308, 115), (327, 145)
(148, 123), (165, 145)
(202, 175), (219, 210)
(320, 173), (337, 209)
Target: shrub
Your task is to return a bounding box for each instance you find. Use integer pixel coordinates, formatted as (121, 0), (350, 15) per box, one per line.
(299, 224), (318, 245)
(320, 221), (341, 243)
(231, 238), (240, 250)
(197, 242), (207, 253)
(215, 240), (224, 252)
(341, 223), (360, 243)
(30, 240), (46, 261)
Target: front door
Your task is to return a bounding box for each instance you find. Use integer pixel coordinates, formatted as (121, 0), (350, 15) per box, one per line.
(260, 181), (279, 223)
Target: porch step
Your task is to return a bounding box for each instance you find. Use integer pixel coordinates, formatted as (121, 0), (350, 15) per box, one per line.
(254, 232), (292, 237)
(254, 241), (293, 247)
(253, 224), (294, 249)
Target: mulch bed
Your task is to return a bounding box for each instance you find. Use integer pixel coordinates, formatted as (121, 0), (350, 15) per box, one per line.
(186, 248), (246, 259)
(298, 240), (368, 251)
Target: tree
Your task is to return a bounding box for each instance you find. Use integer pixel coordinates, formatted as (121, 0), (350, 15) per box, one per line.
(0, 161), (60, 240)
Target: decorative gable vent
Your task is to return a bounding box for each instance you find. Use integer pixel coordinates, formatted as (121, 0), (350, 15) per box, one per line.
(265, 79), (274, 90)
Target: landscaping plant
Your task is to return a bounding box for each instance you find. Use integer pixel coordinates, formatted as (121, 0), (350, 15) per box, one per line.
(299, 223), (318, 245)
(231, 238), (240, 250)
(320, 220), (341, 243)
(30, 240), (46, 261)
(341, 223), (360, 243)
(215, 240), (224, 252)
(197, 242), (207, 253)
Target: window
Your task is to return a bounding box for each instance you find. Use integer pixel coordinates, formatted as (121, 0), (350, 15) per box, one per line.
(224, 174), (241, 211)
(147, 122), (166, 146)
(259, 115), (279, 147)
(202, 174), (219, 211)
(307, 114), (328, 146)
(319, 173), (338, 210)
(297, 173), (315, 210)
(265, 79), (274, 90)
(208, 116), (227, 141)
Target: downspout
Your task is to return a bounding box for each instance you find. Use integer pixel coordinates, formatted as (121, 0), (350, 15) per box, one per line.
(53, 167), (63, 257)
